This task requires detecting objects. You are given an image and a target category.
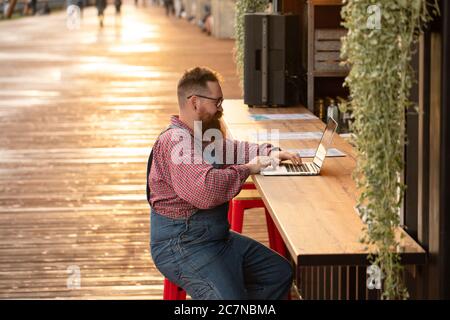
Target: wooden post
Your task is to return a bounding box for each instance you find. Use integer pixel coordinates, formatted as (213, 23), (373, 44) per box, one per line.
(6, 0), (19, 19)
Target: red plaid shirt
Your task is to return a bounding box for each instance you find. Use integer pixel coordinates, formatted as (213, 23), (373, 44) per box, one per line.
(148, 116), (275, 219)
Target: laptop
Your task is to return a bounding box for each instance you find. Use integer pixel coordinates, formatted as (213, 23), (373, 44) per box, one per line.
(261, 117), (338, 176)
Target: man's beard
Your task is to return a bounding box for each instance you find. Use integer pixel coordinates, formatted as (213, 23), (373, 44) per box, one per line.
(201, 111), (226, 139)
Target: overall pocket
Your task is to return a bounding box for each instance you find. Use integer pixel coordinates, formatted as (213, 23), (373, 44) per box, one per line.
(151, 239), (184, 285)
(179, 223), (210, 246)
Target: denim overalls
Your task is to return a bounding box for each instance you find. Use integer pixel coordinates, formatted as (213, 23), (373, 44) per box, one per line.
(147, 124), (293, 300)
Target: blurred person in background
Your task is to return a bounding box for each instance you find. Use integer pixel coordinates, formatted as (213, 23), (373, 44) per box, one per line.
(115, 0), (122, 14)
(163, 0), (174, 17)
(76, 0), (84, 18)
(24, 0), (37, 15)
(96, 0), (107, 27)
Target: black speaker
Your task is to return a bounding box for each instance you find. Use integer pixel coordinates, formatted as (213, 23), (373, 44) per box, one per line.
(244, 13), (301, 107)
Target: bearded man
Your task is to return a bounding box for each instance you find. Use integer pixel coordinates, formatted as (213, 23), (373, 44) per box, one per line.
(147, 67), (302, 300)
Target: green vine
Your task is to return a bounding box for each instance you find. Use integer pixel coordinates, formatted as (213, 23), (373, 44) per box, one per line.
(341, 0), (439, 299)
(234, 0), (270, 90)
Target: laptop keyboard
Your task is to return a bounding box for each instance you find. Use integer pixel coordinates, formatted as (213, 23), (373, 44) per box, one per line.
(285, 163), (312, 173)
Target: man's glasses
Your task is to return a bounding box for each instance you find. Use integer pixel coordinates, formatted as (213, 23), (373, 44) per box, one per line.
(187, 94), (224, 109)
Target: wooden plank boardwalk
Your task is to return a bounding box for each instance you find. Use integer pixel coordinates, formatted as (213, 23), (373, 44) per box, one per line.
(0, 4), (270, 299)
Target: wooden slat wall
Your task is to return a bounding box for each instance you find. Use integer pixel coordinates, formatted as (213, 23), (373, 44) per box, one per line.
(298, 265), (383, 300)
(314, 29), (348, 73)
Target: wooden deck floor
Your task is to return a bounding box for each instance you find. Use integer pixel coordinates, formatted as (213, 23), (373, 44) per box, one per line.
(0, 4), (271, 299)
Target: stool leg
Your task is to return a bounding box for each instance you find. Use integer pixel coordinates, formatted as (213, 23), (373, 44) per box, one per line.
(273, 228), (287, 257)
(164, 279), (186, 300)
(176, 286), (187, 300)
(264, 209), (277, 251)
(264, 210), (291, 300)
(264, 209), (287, 257)
(163, 278), (175, 300)
(231, 200), (245, 233)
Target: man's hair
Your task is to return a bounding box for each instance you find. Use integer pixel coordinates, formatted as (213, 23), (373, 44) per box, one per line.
(177, 67), (223, 107)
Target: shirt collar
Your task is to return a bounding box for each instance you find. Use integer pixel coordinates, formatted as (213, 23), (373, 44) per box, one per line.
(170, 115), (194, 136)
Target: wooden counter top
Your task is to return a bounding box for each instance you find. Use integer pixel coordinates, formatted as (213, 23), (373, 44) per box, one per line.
(222, 99), (426, 267)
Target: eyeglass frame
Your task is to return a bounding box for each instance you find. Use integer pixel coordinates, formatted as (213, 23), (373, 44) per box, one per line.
(187, 94), (224, 108)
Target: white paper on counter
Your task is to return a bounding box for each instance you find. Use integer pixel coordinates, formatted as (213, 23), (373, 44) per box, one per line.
(249, 131), (323, 141)
(287, 148), (346, 158)
(249, 113), (318, 121)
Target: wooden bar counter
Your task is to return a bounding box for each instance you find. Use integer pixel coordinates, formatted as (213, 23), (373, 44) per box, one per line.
(222, 100), (426, 299)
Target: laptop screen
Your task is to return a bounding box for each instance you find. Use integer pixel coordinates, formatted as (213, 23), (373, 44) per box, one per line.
(313, 118), (338, 169)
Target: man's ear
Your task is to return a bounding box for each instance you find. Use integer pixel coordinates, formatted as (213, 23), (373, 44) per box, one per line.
(191, 96), (198, 110)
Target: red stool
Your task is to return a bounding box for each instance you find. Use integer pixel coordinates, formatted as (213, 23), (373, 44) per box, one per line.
(163, 180), (288, 300)
(227, 178), (256, 222)
(163, 278), (186, 300)
(263, 209), (287, 257)
(228, 188), (287, 257)
(162, 185), (251, 300)
(229, 186), (291, 299)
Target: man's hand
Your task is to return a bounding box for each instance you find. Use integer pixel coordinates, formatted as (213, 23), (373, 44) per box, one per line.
(245, 156), (279, 174)
(269, 150), (303, 165)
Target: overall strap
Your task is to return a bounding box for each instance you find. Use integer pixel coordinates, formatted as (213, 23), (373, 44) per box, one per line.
(146, 124), (179, 205)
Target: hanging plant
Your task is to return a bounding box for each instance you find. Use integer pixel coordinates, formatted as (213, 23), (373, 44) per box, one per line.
(234, 0), (270, 90)
(341, 0), (439, 299)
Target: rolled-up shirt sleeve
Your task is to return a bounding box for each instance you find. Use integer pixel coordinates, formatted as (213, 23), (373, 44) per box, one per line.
(162, 132), (250, 210)
(222, 138), (280, 166)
